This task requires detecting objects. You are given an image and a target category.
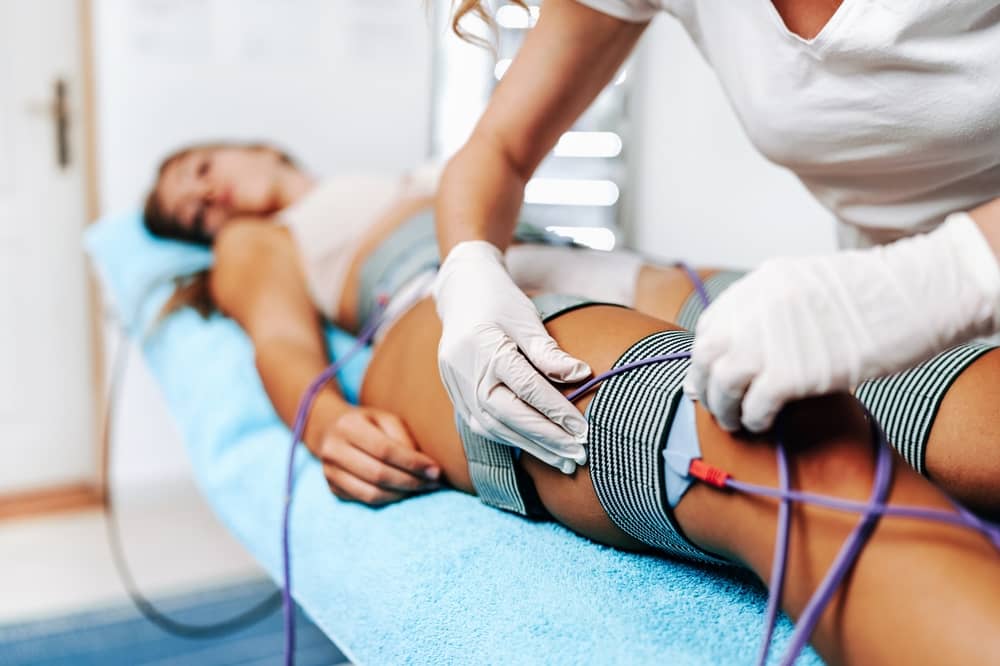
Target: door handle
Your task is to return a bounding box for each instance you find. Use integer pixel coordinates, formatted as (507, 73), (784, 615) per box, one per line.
(25, 78), (71, 170)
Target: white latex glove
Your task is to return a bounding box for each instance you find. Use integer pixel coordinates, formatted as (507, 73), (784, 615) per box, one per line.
(433, 240), (592, 473)
(685, 213), (1000, 433)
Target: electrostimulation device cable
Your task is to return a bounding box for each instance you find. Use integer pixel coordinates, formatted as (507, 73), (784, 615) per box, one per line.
(102, 313), (281, 638)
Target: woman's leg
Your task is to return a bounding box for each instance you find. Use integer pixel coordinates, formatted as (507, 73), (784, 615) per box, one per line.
(921, 347), (1000, 518)
(633, 264), (720, 323)
(504, 243), (726, 325)
(362, 299), (1000, 666)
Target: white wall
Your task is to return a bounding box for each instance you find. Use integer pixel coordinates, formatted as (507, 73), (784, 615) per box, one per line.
(92, 0), (433, 491)
(94, 0), (432, 213)
(628, 16), (836, 268)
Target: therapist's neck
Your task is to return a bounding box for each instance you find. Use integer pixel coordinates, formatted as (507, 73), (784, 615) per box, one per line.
(277, 167), (316, 208)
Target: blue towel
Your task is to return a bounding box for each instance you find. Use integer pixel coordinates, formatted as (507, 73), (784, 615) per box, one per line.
(85, 213), (823, 665)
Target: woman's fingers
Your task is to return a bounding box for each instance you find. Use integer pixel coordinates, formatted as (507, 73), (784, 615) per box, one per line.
(322, 461), (409, 507)
(368, 410), (419, 450)
(317, 409), (442, 505)
(338, 411), (441, 480)
(322, 430), (437, 494)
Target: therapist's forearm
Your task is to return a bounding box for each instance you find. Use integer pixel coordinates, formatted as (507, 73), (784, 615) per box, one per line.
(254, 338), (351, 457)
(435, 0), (647, 257)
(969, 196), (1000, 262)
(436, 134), (527, 254)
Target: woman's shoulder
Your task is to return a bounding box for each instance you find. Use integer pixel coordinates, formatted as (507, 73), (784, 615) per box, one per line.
(210, 220), (300, 315)
(215, 218), (290, 254)
(213, 221), (295, 281)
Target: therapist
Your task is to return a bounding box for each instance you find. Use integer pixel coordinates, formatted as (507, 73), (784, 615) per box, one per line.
(432, 0), (1000, 472)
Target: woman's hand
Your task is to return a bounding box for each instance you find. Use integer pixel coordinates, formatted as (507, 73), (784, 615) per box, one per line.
(319, 406), (442, 506)
(685, 213), (1000, 433)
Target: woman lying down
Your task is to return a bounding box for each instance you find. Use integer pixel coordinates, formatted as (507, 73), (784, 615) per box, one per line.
(145, 143), (1000, 665)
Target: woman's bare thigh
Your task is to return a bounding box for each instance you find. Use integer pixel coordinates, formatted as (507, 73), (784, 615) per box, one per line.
(634, 265), (719, 324)
(360, 299), (676, 549)
(360, 299), (473, 491)
(925, 347), (1000, 516)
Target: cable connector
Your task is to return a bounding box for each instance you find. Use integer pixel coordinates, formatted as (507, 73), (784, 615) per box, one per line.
(689, 458), (731, 488)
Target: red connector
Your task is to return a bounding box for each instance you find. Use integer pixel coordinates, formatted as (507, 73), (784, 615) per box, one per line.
(688, 459), (731, 488)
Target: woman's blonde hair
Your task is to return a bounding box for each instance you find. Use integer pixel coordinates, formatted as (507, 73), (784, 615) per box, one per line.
(451, 1), (529, 47)
(143, 141), (296, 324)
(157, 269), (215, 325)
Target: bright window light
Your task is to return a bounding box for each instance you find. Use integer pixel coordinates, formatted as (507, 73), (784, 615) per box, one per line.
(494, 58), (513, 80)
(553, 131), (623, 158)
(545, 226), (616, 251)
(496, 4), (540, 29)
(524, 178), (620, 206)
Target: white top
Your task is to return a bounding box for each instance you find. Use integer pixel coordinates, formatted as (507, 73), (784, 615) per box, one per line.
(277, 166), (442, 321)
(575, 0), (1000, 247)
(279, 175), (402, 320)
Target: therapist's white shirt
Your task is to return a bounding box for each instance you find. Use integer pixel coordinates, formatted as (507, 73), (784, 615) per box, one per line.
(576, 0), (1000, 248)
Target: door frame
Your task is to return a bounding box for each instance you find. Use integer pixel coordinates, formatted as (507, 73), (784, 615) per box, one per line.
(0, 0), (104, 521)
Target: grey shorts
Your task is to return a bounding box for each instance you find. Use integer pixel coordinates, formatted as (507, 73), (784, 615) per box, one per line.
(356, 213), (576, 329)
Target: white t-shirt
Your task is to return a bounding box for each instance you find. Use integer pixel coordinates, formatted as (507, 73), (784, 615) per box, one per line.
(576, 0), (1000, 247)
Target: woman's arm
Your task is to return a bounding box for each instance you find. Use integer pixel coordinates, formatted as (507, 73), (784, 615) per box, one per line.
(211, 222), (441, 504)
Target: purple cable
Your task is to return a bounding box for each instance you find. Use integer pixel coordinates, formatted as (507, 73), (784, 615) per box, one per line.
(949, 498), (1000, 551)
(725, 476), (994, 530)
(282, 307), (387, 666)
(756, 434), (791, 666)
(565, 352), (692, 402)
(676, 261), (712, 310)
(775, 420), (893, 665)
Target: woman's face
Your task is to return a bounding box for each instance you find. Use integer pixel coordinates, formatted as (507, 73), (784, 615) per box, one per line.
(156, 146), (289, 238)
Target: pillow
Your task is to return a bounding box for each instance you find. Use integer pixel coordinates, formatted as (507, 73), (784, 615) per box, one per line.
(84, 211), (370, 403)
(84, 210), (213, 331)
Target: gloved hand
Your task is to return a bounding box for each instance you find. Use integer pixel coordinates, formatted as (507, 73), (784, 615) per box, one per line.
(433, 240), (592, 473)
(685, 212), (1000, 433)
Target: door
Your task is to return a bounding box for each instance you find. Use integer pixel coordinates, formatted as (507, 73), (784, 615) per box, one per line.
(0, 0), (95, 496)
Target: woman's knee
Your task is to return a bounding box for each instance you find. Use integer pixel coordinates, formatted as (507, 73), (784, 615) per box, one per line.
(779, 393), (881, 491)
(926, 348), (1000, 515)
(692, 393), (876, 502)
(676, 393), (880, 568)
